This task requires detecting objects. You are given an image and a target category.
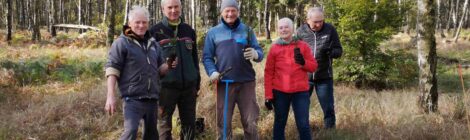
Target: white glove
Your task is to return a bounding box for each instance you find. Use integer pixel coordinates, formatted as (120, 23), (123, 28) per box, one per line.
(243, 48), (258, 60)
(209, 72), (220, 83)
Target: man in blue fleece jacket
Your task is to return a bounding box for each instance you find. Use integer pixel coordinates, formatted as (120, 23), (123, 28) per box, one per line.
(202, 0), (264, 139)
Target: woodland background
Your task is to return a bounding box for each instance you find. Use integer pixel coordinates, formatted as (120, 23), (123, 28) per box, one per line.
(0, 0), (470, 139)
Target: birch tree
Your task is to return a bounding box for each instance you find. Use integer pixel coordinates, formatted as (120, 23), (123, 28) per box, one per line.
(453, 0), (469, 42)
(417, 0), (438, 113)
(264, 0), (271, 40)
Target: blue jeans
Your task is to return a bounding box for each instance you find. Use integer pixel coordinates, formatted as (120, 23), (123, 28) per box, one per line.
(309, 79), (336, 128)
(273, 90), (312, 140)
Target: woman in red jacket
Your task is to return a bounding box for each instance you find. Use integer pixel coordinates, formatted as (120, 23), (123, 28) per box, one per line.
(264, 17), (318, 140)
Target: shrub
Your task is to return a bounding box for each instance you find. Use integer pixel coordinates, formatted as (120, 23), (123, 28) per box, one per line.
(0, 57), (105, 86)
(325, 0), (408, 89)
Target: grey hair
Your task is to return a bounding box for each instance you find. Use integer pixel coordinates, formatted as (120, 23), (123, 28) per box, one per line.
(307, 7), (324, 19)
(128, 5), (150, 22)
(278, 17), (294, 29)
(161, 0), (181, 7)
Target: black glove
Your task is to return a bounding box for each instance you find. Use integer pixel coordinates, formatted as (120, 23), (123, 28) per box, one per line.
(329, 49), (342, 58)
(294, 47), (305, 66)
(321, 47), (332, 56)
(265, 99), (274, 110)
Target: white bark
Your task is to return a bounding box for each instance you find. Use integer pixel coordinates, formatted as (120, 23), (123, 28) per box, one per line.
(191, 0), (195, 28)
(103, 0), (107, 24)
(124, 0), (130, 25)
(453, 0), (469, 42)
(78, 0), (81, 25)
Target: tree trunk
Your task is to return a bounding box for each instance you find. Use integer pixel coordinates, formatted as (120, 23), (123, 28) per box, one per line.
(124, 0), (130, 25)
(7, 0), (12, 42)
(436, 0), (446, 37)
(146, 0), (152, 24)
(27, 0), (31, 30)
(21, 0), (26, 29)
(78, 0), (81, 25)
(88, 0), (92, 26)
(264, 0), (271, 41)
(453, 0), (469, 42)
(103, 0), (108, 24)
(49, 0), (57, 36)
(191, 0), (195, 28)
(417, 0), (438, 113)
(446, 0), (454, 33)
(32, 0), (41, 41)
(208, 0), (218, 27)
(107, 0), (116, 46)
(258, 9), (262, 35)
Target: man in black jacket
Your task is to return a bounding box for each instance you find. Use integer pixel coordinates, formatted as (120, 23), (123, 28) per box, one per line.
(296, 7), (343, 129)
(105, 5), (176, 140)
(149, 0), (200, 139)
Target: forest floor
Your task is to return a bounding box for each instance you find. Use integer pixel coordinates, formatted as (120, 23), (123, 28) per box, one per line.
(0, 29), (470, 139)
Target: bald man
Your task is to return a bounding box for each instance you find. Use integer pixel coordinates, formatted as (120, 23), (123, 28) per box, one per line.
(296, 7), (343, 129)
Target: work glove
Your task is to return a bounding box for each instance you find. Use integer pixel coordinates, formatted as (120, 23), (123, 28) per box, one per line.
(330, 49), (342, 58)
(321, 47), (332, 56)
(243, 48), (258, 60)
(294, 47), (305, 66)
(265, 99), (274, 110)
(209, 72), (220, 83)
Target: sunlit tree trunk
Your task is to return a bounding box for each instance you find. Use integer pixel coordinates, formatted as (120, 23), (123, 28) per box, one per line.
(453, 0), (469, 42)
(417, 0), (438, 113)
(123, 0), (130, 25)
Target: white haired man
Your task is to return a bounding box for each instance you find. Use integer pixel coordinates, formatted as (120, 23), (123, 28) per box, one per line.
(296, 7), (343, 129)
(105, 5), (176, 140)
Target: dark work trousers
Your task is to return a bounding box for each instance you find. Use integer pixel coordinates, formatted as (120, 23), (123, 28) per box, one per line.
(309, 79), (336, 128)
(158, 87), (197, 140)
(216, 81), (259, 140)
(120, 98), (159, 140)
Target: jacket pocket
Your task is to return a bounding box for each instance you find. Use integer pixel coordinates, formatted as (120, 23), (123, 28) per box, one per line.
(128, 74), (145, 95)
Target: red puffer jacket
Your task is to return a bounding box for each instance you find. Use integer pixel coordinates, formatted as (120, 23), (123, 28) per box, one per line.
(264, 40), (318, 99)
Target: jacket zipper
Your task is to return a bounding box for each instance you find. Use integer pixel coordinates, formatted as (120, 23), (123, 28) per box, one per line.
(132, 39), (152, 94)
(312, 32), (317, 80)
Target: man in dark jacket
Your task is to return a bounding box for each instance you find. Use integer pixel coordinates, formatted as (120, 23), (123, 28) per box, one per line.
(105, 6), (176, 140)
(296, 7), (343, 129)
(149, 0), (200, 139)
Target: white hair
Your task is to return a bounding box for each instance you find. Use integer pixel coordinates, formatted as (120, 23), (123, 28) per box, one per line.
(278, 17), (294, 29)
(161, 0), (181, 7)
(128, 5), (150, 22)
(307, 7), (324, 20)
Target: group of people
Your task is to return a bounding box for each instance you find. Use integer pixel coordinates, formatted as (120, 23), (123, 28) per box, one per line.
(104, 0), (342, 139)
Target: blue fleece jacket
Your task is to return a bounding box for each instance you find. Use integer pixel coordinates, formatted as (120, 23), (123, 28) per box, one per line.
(203, 19), (264, 82)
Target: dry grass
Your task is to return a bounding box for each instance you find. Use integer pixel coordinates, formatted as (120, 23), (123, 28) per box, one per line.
(1, 30), (470, 139)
